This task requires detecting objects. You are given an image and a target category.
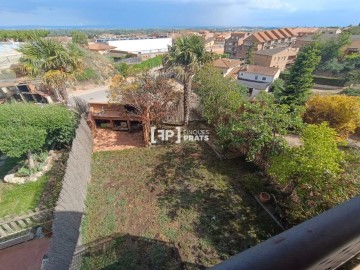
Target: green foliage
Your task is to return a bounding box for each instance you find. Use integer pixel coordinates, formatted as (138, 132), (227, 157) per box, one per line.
(75, 68), (99, 82)
(348, 26), (360, 35)
(0, 174), (49, 218)
(115, 62), (130, 77)
(0, 126), (46, 158)
(346, 70), (360, 85)
(17, 37), (82, 77)
(0, 103), (76, 159)
(0, 30), (49, 42)
(341, 87), (360, 96)
(312, 75), (346, 86)
(271, 78), (285, 98)
(268, 123), (345, 222)
(246, 42), (256, 65)
(71, 31), (88, 46)
(163, 35), (214, 124)
(277, 41), (321, 105)
(115, 56), (163, 77)
(132, 55), (163, 71)
(319, 31), (351, 63)
(195, 65), (247, 125)
(217, 93), (303, 163)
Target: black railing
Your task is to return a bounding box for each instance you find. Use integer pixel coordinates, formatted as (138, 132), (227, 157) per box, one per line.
(210, 195), (360, 270)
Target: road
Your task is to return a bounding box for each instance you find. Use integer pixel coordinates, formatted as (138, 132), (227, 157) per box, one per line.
(68, 85), (108, 104)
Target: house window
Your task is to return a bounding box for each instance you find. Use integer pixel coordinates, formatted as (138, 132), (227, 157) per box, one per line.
(255, 75), (258, 80)
(262, 77), (266, 80)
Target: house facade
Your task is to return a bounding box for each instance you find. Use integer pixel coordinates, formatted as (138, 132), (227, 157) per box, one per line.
(253, 47), (299, 71)
(237, 65), (281, 97)
(224, 32), (250, 58)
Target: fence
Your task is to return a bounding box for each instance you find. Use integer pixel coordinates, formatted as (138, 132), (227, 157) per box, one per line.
(45, 117), (93, 270)
(0, 208), (53, 250)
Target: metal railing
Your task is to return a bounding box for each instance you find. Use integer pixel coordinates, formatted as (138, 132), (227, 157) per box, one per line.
(210, 195), (360, 270)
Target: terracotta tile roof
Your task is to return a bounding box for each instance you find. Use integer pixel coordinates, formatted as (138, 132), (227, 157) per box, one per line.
(291, 28), (319, 36)
(241, 64), (280, 76)
(249, 28), (296, 43)
(213, 58), (241, 69)
(88, 43), (116, 51)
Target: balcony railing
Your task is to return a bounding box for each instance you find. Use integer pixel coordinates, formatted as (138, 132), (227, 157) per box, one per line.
(210, 196), (360, 270)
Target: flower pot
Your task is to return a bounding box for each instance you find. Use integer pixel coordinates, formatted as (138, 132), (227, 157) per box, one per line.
(259, 192), (271, 203)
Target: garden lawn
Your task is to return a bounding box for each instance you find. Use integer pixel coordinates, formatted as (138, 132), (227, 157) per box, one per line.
(0, 176), (48, 218)
(82, 142), (277, 269)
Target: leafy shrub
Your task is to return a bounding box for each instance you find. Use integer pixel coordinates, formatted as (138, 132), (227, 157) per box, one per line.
(75, 68), (99, 82)
(340, 87), (360, 96)
(304, 95), (360, 137)
(312, 76), (346, 87)
(0, 104), (76, 168)
(268, 123), (345, 223)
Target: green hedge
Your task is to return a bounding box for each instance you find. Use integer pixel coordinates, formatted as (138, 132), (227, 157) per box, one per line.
(312, 76), (346, 87)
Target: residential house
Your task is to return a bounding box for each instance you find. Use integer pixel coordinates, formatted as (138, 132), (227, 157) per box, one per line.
(318, 27), (342, 35)
(215, 32), (231, 43)
(291, 27), (319, 37)
(224, 32), (251, 58)
(237, 65), (281, 97)
(253, 47), (299, 71)
(87, 43), (117, 55)
(205, 37), (215, 52)
(212, 58), (242, 77)
(237, 28), (297, 59)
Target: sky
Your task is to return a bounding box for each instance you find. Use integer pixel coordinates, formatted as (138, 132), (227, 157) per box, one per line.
(0, 0), (359, 28)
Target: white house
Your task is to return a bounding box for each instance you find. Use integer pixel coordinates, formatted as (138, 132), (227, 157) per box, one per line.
(107, 37), (172, 58)
(237, 65), (281, 97)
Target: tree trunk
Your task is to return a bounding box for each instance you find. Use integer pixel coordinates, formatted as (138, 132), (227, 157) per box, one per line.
(183, 75), (193, 126)
(143, 108), (151, 146)
(27, 150), (35, 170)
(60, 87), (69, 103)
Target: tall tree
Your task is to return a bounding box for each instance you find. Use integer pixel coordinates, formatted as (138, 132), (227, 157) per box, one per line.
(108, 74), (180, 145)
(246, 42), (257, 65)
(71, 31), (88, 46)
(17, 37), (83, 102)
(163, 35), (213, 125)
(276, 41), (321, 106)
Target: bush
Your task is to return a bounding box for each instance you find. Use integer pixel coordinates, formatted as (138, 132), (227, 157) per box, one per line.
(0, 103), (76, 165)
(312, 76), (346, 87)
(268, 123), (345, 223)
(75, 68), (99, 82)
(340, 87), (360, 96)
(304, 95), (360, 137)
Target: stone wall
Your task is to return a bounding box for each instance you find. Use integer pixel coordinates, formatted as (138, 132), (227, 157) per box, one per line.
(46, 118), (93, 270)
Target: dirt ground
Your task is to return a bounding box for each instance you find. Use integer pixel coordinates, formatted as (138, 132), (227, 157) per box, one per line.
(93, 128), (145, 152)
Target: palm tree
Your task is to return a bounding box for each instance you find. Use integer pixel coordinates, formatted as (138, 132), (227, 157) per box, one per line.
(17, 37), (83, 102)
(163, 35), (213, 125)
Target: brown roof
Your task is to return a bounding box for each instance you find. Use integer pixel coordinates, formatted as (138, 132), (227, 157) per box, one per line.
(88, 43), (116, 51)
(213, 58), (241, 69)
(241, 65), (280, 76)
(291, 27), (319, 36)
(249, 28), (296, 43)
